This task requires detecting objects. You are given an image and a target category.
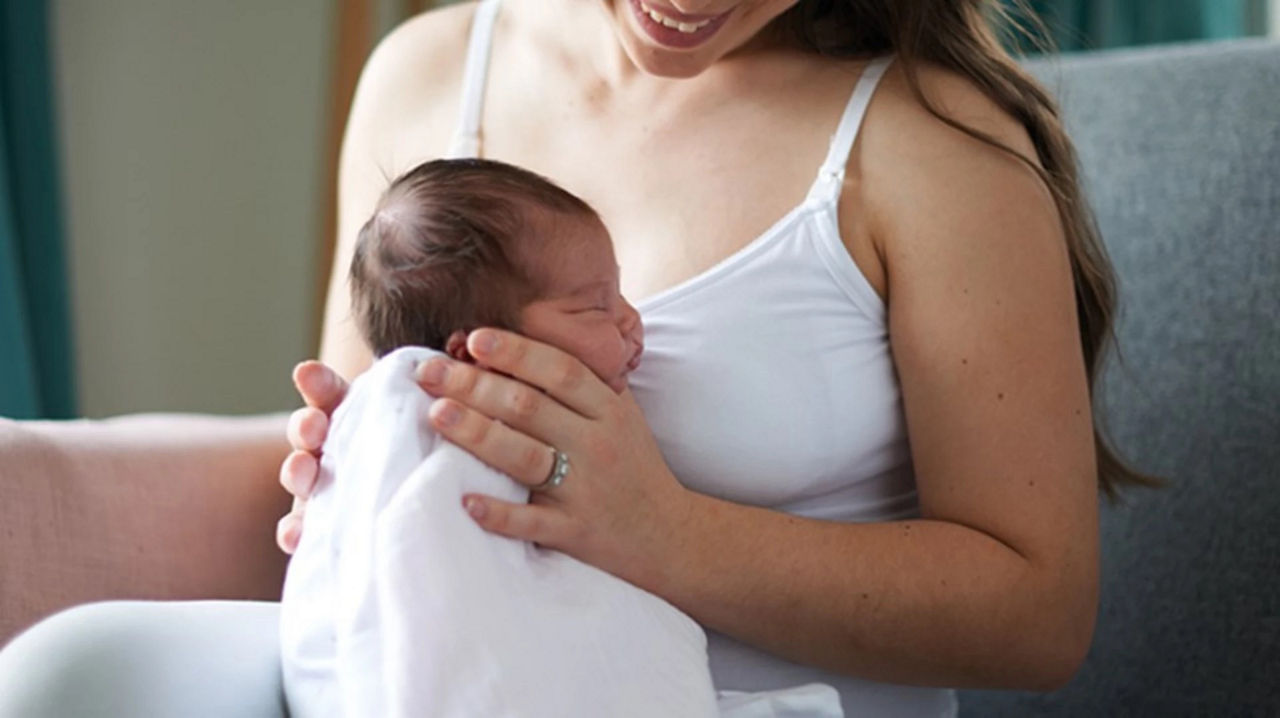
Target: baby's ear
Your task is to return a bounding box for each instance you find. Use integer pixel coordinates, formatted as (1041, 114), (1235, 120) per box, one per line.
(444, 330), (473, 362)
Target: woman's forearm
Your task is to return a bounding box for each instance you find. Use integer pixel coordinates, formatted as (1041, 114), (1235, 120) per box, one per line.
(649, 491), (1092, 692)
(362, 332), (1093, 690)
(0, 413), (293, 643)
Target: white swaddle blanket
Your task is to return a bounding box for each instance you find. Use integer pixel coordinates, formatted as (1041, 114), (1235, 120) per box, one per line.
(280, 347), (843, 718)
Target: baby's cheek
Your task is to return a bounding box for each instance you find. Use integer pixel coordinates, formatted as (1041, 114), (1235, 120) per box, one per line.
(581, 337), (626, 387)
(588, 347), (623, 382)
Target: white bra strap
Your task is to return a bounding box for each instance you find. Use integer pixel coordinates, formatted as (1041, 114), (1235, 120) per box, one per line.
(807, 55), (894, 200)
(446, 0), (502, 158)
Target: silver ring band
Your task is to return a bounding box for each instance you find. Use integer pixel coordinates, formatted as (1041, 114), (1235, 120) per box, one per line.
(532, 447), (570, 492)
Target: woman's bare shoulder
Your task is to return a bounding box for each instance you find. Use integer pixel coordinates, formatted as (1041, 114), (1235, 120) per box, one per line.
(838, 58), (1053, 302)
(856, 58), (1055, 257)
(871, 59), (1040, 165)
(369, 1), (478, 81)
(345, 2), (481, 158)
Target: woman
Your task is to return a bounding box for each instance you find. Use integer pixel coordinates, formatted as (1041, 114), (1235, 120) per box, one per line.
(279, 0), (1148, 713)
(0, 0), (1145, 716)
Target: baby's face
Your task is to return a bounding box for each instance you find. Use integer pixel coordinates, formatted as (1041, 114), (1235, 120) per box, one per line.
(519, 219), (644, 394)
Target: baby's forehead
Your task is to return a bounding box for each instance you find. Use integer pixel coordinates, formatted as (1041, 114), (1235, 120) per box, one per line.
(517, 210), (616, 291)
(517, 205), (611, 256)
(522, 201), (608, 239)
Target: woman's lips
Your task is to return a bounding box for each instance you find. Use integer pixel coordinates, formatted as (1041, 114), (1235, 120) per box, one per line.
(627, 0), (732, 50)
(635, 0), (724, 22)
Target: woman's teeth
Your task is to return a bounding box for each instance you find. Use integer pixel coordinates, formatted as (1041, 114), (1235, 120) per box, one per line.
(638, 1), (713, 33)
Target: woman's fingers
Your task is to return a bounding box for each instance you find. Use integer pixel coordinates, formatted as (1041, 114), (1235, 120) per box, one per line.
(292, 360), (348, 414)
(277, 509), (303, 554)
(465, 329), (613, 418)
(460, 494), (577, 550)
(280, 360), (345, 556)
(286, 407), (329, 453)
(428, 398), (561, 488)
(280, 450), (319, 499)
(415, 354), (586, 447)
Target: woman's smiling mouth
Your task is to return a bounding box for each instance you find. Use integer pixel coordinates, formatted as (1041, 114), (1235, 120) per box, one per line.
(627, 0), (733, 49)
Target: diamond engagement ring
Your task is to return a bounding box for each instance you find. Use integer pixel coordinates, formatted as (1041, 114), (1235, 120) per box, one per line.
(532, 447), (570, 492)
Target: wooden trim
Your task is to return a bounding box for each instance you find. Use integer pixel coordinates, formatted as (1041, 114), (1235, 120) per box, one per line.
(406, 0), (438, 18)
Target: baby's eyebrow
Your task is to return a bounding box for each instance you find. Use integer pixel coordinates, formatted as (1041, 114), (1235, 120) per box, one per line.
(565, 279), (612, 297)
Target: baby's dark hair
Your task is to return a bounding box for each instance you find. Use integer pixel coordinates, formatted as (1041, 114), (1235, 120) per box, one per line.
(350, 158), (598, 357)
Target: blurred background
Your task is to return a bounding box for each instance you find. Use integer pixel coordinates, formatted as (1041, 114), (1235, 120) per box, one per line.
(1, 0), (1276, 419)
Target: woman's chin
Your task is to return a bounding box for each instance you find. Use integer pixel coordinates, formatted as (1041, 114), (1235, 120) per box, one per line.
(611, 5), (731, 78)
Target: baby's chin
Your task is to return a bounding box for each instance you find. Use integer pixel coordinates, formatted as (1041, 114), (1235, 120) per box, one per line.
(596, 363), (639, 394)
(604, 371), (630, 394)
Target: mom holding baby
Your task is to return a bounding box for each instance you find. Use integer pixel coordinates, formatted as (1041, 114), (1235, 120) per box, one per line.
(1, 0), (1149, 716)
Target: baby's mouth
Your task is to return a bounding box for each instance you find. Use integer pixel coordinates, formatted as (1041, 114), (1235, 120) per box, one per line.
(626, 345), (644, 372)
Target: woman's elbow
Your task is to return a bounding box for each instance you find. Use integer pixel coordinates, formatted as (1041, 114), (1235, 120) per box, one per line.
(1017, 584), (1098, 692)
(1027, 628), (1093, 692)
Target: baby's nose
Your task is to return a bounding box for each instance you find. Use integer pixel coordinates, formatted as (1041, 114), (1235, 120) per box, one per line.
(622, 305), (644, 345)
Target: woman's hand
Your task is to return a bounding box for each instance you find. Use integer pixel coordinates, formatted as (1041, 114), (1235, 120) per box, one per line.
(276, 361), (350, 554)
(418, 328), (695, 590)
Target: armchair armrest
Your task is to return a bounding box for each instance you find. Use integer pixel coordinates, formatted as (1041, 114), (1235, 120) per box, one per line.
(0, 413), (293, 644)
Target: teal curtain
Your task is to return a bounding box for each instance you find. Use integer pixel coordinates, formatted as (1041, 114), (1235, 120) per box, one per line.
(1027, 0), (1270, 51)
(0, 0), (76, 419)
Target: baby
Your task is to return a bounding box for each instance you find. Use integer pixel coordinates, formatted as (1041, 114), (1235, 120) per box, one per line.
(347, 158), (643, 392)
(279, 158), (842, 718)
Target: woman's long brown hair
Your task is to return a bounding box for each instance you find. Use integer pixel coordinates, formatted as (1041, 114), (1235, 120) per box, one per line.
(772, 0), (1161, 500)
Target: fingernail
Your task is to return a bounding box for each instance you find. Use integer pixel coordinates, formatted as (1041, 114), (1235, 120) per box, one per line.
(471, 331), (498, 356)
(435, 402), (460, 427)
(463, 496), (486, 519)
(416, 359), (447, 385)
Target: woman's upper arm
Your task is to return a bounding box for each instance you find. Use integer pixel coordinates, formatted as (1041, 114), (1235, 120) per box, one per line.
(316, 6), (474, 380)
(866, 66), (1099, 642)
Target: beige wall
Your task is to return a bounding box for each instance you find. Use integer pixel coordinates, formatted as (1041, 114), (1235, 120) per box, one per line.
(53, 0), (333, 417)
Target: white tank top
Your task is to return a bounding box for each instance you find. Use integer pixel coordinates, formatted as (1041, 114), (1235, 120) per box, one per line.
(450, 2), (957, 715)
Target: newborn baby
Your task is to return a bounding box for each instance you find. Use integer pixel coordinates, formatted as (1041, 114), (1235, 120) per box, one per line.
(279, 158), (843, 718)
(347, 157), (644, 394)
